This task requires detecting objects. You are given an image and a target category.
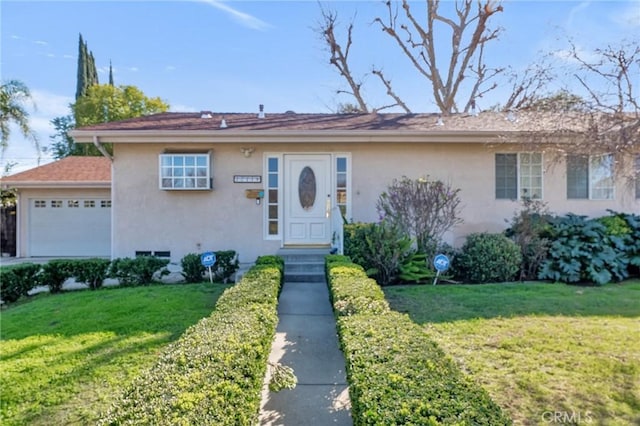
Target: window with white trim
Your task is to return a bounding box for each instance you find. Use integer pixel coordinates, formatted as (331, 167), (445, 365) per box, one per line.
(51, 200), (63, 208)
(34, 200), (46, 208)
(335, 156), (349, 217)
(495, 153), (543, 199)
(68, 200), (79, 208)
(84, 200), (95, 208)
(636, 154), (640, 200)
(566, 154), (614, 200)
(266, 156), (280, 236)
(101, 200), (111, 208)
(159, 153), (211, 190)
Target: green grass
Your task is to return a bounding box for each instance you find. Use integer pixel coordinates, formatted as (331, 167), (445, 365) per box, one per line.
(0, 283), (228, 426)
(384, 280), (640, 426)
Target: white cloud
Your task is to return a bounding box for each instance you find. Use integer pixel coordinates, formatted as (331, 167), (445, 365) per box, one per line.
(169, 103), (199, 112)
(566, 1), (591, 30)
(552, 46), (600, 65)
(610, 1), (640, 28)
(165, 65), (177, 72)
(34, 40), (48, 46)
(31, 90), (74, 118)
(196, 0), (272, 31)
(0, 90), (73, 173)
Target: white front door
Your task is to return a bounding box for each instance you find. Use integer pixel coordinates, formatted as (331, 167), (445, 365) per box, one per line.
(284, 154), (332, 245)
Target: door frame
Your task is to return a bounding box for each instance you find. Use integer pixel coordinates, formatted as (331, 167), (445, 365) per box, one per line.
(283, 153), (332, 246)
(263, 152), (351, 247)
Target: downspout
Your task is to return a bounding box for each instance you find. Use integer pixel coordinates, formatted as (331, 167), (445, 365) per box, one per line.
(93, 136), (113, 161)
(93, 135), (115, 260)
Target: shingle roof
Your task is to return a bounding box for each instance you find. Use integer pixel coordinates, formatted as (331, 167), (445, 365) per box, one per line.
(0, 156), (111, 187)
(72, 111), (590, 133)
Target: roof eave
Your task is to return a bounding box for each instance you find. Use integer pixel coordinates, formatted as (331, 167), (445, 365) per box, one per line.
(70, 129), (516, 144)
(0, 181), (111, 189)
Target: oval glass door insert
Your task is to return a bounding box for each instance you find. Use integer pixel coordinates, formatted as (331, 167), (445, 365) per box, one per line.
(298, 166), (317, 210)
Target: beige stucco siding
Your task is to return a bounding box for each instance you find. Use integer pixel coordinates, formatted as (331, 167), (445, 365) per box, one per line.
(111, 141), (638, 263)
(112, 143), (281, 263)
(349, 143), (638, 246)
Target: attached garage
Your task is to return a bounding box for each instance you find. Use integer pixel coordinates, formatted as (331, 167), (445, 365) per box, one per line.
(0, 157), (111, 258)
(28, 197), (111, 256)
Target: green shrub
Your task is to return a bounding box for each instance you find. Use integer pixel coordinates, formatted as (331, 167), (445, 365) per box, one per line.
(98, 262), (282, 425)
(325, 254), (352, 266)
(344, 221), (412, 286)
(71, 258), (111, 289)
(181, 251), (240, 283)
(212, 250), (239, 283)
(109, 256), (170, 286)
(452, 233), (522, 283)
(619, 212), (640, 275)
(539, 213), (638, 285)
(598, 213), (632, 236)
(398, 252), (437, 284)
(39, 260), (75, 293)
(505, 199), (552, 280)
(180, 253), (205, 283)
(326, 258), (511, 425)
(0, 263), (41, 304)
(255, 255), (284, 268)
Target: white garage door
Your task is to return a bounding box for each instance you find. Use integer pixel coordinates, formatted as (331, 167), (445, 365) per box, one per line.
(29, 198), (111, 257)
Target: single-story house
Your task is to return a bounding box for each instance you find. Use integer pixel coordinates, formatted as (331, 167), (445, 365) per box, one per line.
(0, 156), (111, 257)
(66, 110), (638, 265)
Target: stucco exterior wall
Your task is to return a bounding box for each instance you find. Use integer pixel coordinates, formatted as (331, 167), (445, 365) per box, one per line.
(111, 142), (638, 263)
(348, 143), (638, 247)
(15, 187), (111, 257)
(112, 143), (280, 264)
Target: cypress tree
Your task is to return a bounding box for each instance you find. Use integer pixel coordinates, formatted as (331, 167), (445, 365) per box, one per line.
(75, 33), (99, 100)
(108, 60), (114, 86)
(88, 51), (99, 87)
(75, 34), (87, 99)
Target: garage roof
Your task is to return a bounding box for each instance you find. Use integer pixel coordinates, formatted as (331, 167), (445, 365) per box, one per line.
(0, 156), (111, 189)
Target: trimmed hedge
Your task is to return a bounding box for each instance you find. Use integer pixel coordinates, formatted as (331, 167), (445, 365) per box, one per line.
(97, 257), (283, 426)
(109, 256), (170, 286)
(0, 263), (40, 304)
(326, 257), (512, 425)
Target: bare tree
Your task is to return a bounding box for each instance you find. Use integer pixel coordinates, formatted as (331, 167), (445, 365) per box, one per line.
(501, 56), (558, 111)
(514, 40), (639, 154)
(317, 1), (504, 114)
(374, 0), (504, 114)
(316, 7), (369, 113)
(316, 7), (411, 113)
(500, 39), (640, 190)
(569, 39), (640, 154)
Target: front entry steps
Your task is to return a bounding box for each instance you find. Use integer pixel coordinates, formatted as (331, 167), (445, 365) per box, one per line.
(278, 248), (330, 283)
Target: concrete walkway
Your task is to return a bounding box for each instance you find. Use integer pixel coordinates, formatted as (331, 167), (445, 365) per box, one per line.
(259, 280), (352, 425)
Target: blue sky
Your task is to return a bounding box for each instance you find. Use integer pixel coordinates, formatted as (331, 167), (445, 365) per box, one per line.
(1, 0), (639, 172)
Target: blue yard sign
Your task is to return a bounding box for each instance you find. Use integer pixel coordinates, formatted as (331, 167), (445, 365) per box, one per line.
(201, 252), (217, 283)
(432, 254), (450, 285)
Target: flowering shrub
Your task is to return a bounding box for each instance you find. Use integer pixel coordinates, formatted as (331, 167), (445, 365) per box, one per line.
(376, 176), (462, 256)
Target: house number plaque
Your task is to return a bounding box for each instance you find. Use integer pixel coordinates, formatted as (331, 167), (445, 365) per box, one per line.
(233, 175), (262, 183)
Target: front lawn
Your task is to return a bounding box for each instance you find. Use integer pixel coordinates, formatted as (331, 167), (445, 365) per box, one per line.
(0, 283), (228, 426)
(384, 280), (640, 425)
